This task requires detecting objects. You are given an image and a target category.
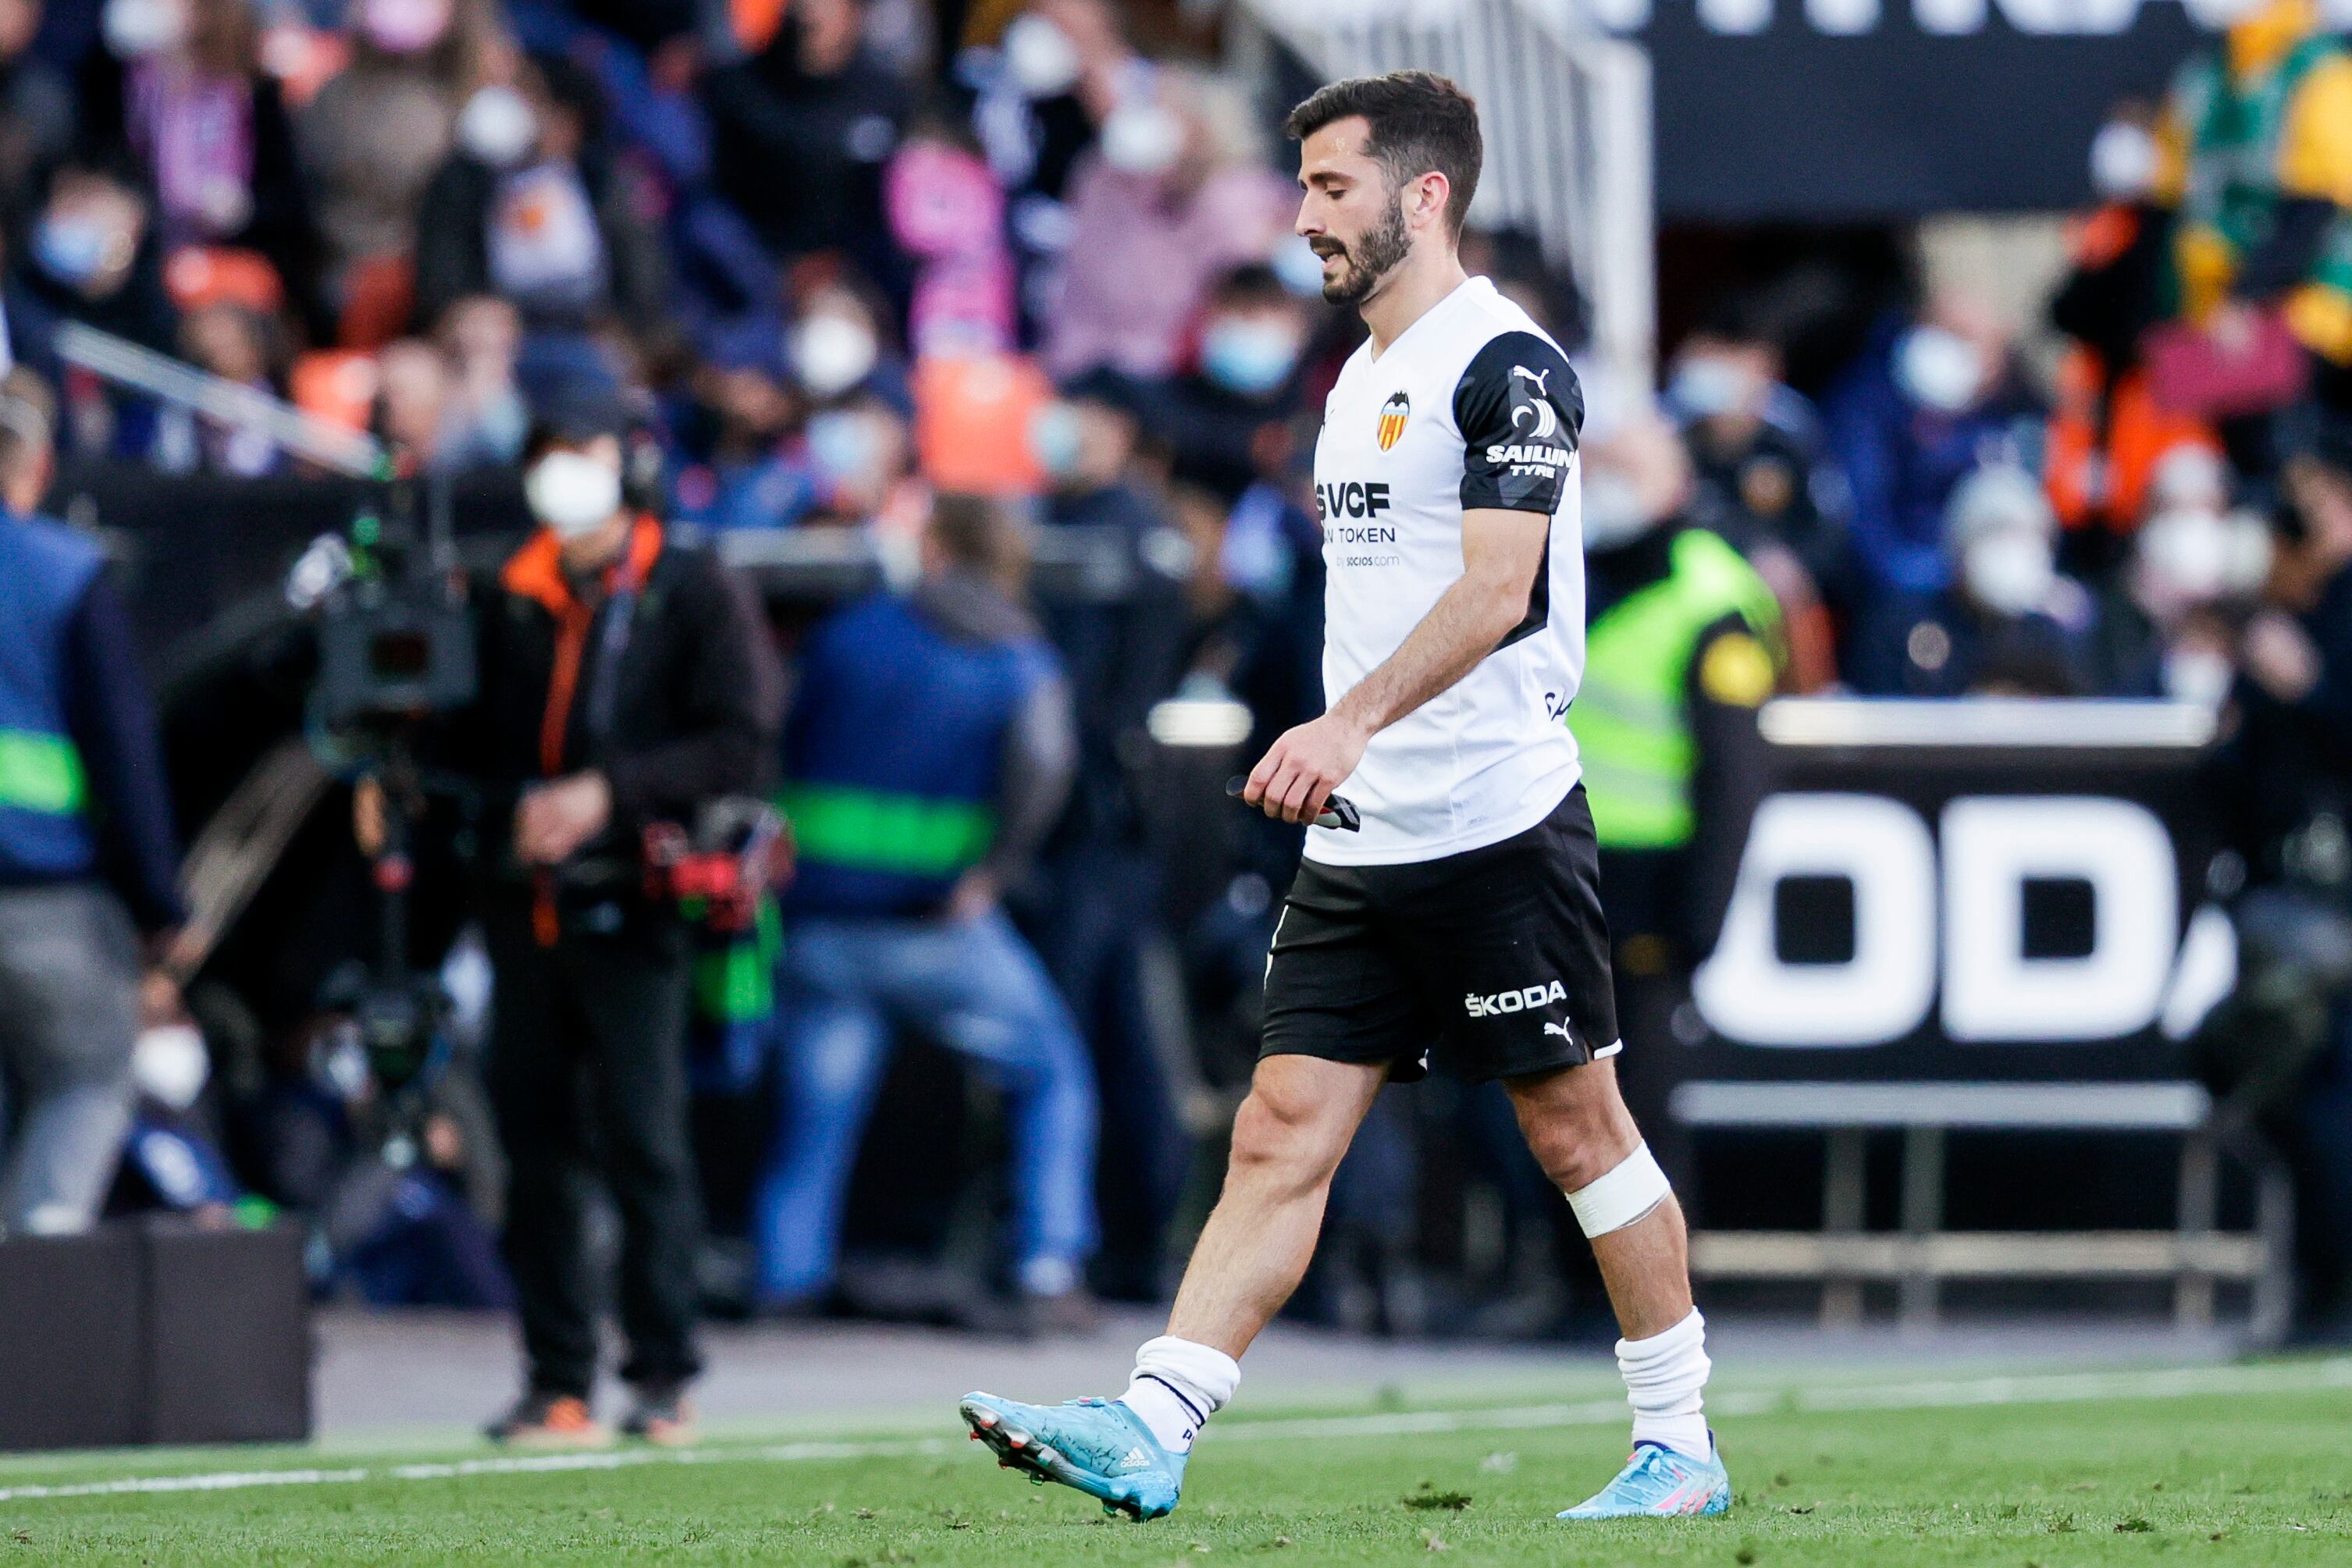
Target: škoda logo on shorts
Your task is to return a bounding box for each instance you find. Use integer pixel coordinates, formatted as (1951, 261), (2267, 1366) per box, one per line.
(1464, 980), (1567, 1018)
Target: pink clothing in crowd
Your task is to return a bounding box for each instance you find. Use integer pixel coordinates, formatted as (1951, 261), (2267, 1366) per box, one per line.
(1044, 157), (1293, 381)
(888, 137), (1018, 358)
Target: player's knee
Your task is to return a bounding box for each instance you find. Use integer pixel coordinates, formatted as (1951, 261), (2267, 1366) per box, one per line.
(1227, 1086), (1349, 1190)
(1525, 1104), (1639, 1194)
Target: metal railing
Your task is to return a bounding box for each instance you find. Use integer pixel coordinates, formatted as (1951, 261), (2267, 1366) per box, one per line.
(53, 320), (388, 479)
(1233, 0), (1656, 393)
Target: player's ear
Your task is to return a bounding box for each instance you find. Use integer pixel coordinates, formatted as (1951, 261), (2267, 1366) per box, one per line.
(1413, 171), (1451, 235)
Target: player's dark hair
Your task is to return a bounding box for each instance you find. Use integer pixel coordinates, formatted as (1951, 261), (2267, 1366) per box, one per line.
(1283, 71), (1482, 239)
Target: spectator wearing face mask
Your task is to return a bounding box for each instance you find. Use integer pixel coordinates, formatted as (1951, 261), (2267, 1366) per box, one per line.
(1569, 408), (1781, 1173)
(412, 52), (668, 338)
(1044, 66), (1294, 382)
(2048, 100), (2219, 565)
(785, 275), (906, 408)
(87, 0), (325, 339)
(298, 0), (496, 314)
(8, 160), (178, 373)
(800, 393), (919, 530)
(441, 400), (782, 1448)
(967, 0), (1139, 337)
(1155, 264), (1313, 503)
(1663, 312), (1847, 688)
(1026, 372), (1194, 1296)
(1849, 464), (2101, 697)
(702, 0), (907, 293)
(1824, 293), (2047, 603)
(2088, 444), (2270, 700)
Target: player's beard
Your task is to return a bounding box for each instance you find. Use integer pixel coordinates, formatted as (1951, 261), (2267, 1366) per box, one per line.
(1318, 190), (1411, 307)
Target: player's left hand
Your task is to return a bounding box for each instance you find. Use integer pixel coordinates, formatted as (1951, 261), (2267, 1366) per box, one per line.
(1244, 713), (1369, 825)
(516, 771), (614, 865)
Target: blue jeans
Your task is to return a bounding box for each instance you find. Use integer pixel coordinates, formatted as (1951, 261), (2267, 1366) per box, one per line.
(754, 909), (1099, 1305)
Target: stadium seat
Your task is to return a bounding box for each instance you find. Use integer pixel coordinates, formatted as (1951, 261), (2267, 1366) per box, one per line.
(290, 350), (382, 435)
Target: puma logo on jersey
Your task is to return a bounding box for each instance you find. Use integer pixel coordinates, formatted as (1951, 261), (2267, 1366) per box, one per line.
(1465, 980), (1567, 1017)
(1511, 364), (1552, 396)
(1543, 1021), (1572, 1040)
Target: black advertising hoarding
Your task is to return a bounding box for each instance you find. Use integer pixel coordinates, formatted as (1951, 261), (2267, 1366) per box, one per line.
(1684, 699), (2231, 1083)
(1635, 2), (2207, 219)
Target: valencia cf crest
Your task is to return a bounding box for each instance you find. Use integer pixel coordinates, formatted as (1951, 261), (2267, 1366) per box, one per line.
(1375, 390), (1410, 452)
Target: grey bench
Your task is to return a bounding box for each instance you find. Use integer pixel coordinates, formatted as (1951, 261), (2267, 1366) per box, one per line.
(1669, 1080), (2293, 1341)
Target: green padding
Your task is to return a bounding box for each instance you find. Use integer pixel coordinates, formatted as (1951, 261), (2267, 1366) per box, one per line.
(781, 784), (995, 876)
(696, 897), (782, 1026)
(0, 728), (87, 816)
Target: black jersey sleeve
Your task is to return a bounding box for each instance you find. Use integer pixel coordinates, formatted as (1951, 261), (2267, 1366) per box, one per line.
(1454, 331), (1583, 514)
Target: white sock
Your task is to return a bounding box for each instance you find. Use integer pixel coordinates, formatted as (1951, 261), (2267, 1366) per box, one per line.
(1116, 1335), (1240, 1456)
(1617, 1307), (1712, 1460)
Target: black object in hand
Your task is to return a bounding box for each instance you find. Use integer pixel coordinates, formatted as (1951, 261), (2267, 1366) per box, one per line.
(1226, 777), (1361, 831)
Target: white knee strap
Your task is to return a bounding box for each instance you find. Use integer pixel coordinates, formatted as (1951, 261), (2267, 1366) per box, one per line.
(1565, 1141), (1671, 1238)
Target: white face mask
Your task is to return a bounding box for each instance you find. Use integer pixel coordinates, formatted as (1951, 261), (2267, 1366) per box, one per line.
(1895, 325), (1988, 414)
(525, 450), (623, 539)
(1962, 531), (2055, 617)
(2164, 646), (2236, 708)
(1002, 12), (1081, 98)
(790, 314), (879, 400)
(1099, 99), (1184, 175)
(1669, 357), (1760, 421)
(133, 1023), (209, 1113)
(458, 85), (539, 168)
(2137, 507), (2233, 613)
(2090, 120), (2158, 202)
(1581, 470), (1655, 552)
(104, 0), (187, 59)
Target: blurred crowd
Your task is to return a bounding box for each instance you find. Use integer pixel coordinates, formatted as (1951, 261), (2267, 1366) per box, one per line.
(0, 0), (2343, 709)
(12, 0), (2352, 1341)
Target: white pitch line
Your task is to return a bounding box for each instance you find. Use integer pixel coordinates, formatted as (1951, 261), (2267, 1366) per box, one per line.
(1, 1358), (2344, 1506)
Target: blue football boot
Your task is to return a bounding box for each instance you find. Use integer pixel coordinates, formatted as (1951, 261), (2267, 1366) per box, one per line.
(1557, 1437), (1731, 1520)
(958, 1392), (1185, 1520)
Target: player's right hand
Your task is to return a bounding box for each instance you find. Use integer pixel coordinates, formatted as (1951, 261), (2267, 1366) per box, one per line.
(1244, 713), (1368, 826)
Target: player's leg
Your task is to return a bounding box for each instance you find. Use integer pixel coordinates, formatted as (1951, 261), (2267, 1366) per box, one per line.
(1422, 789), (1725, 1517)
(1162, 1052), (1389, 1356)
(1505, 1058), (1727, 1520)
(1505, 1058), (1691, 1338)
(959, 1054), (1386, 1518)
(960, 862), (1409, 1519)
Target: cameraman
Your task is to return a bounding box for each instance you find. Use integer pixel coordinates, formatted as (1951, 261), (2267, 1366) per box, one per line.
(454, 404), (780, 1445)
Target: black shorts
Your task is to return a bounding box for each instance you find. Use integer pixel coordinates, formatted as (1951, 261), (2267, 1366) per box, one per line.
(1259, 784), (1620, 1085)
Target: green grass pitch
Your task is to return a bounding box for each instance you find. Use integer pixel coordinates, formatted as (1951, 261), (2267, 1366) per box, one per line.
(7, 1361), (2350, 1565)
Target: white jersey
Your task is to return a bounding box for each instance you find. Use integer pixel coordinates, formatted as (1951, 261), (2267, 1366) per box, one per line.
(1306, 276), (1585, 866)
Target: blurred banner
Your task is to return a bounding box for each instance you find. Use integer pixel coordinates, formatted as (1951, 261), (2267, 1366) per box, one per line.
(1638, 5), (2203, 218)
(1686, 698), (2233, 1082)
